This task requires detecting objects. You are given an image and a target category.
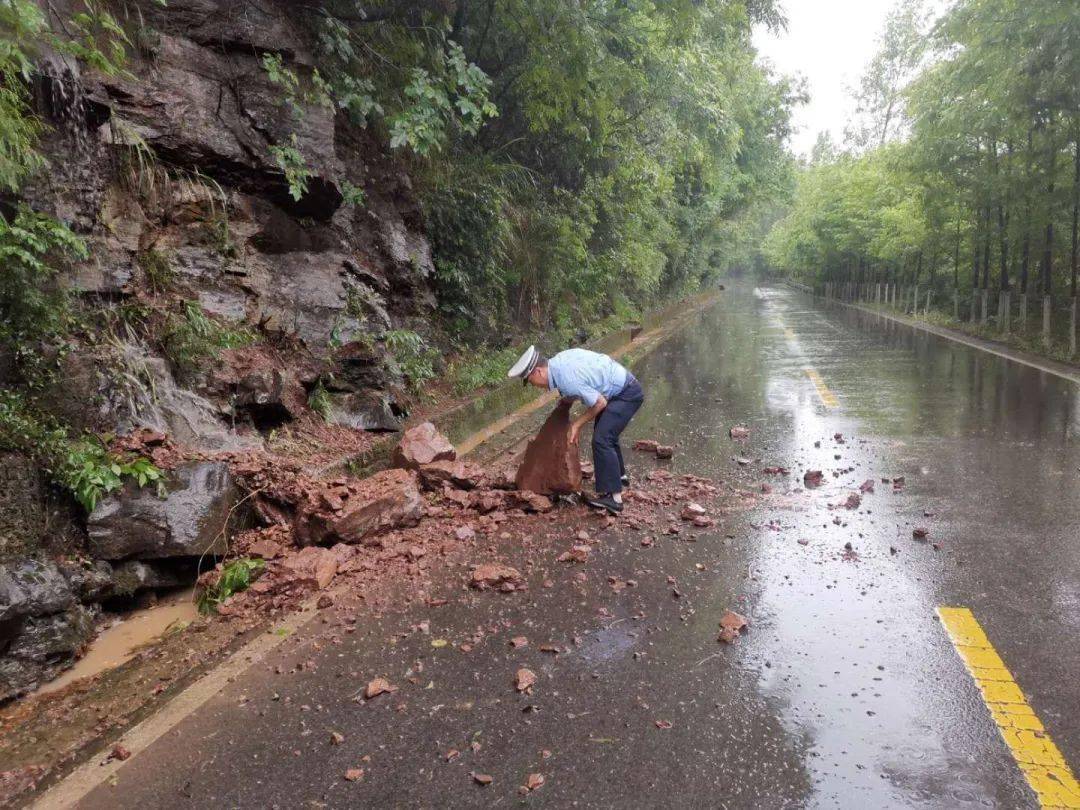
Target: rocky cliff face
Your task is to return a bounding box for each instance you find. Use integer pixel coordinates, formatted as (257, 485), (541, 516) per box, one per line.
(24, 0), (437, 443)
(0, 0), (440, 699)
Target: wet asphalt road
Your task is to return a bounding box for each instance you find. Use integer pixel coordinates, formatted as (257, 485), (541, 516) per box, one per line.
(75, 286), (1080, 809)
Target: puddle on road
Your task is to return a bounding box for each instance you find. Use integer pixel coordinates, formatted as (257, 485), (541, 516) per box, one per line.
(36, 588), (199, 696)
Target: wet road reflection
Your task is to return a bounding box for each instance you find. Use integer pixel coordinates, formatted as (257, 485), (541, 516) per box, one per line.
(78, 285), (1079, 810)
(631, 285), (1078, 808)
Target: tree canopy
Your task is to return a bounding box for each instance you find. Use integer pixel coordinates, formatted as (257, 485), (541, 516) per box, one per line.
(764, 0), (1080, 339)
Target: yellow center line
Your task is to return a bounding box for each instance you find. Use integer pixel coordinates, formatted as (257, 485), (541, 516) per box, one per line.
(804, 368), (839, 409)
(938, 607), (1080, 809)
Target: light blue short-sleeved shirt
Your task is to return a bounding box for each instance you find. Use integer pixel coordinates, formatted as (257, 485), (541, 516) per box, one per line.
(547, 348), (628, 407)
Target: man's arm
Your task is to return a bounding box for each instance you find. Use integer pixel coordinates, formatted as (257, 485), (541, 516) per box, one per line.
(569, 394), (606, 445)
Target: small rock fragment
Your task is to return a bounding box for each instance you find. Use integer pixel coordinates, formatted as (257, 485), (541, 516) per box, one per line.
(680, 502), (707, 520)
(515, 668), (537, 693)
(557, 545), (590, 563)
(470, 564), (524, 591)
(718, 610), (748, 644)
(365, 678), (397, 699)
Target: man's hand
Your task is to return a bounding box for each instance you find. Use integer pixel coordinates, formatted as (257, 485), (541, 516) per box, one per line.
(568, 395), (606, 445)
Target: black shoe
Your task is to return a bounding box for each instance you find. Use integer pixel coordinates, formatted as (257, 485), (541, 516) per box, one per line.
(620, 474), (631, 489)
(583, 493), (623, 515)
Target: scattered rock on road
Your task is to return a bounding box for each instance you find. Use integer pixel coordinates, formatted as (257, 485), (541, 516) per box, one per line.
(515, 668), (537, 693)
(718, 610), (748, 644)
(557, 545), (590, 563)
(803, 470), (824, 488)
(680, 502), (707, 520)
(470, 564), (524, 591)
(524, 773), (545, 792)
(364, 678), (397, 699)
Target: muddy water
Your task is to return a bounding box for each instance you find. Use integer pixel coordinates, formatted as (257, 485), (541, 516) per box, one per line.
(37, 589), (199, 696)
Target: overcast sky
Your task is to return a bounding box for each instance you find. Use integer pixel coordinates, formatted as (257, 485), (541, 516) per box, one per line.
(753, 0), (899, 156)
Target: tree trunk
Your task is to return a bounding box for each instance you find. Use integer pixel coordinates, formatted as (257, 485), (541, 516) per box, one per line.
(1020, 126), (1034, 303)
(1070, 125), (1079, 303)
(1041, 119), (1057, 346)
(952, 214), (961, 320)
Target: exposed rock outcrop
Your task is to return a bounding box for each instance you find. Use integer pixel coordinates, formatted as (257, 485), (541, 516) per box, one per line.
(87, 461), (240, 560)
(1, 0), (447, 695)
(0, 605), (95, 701)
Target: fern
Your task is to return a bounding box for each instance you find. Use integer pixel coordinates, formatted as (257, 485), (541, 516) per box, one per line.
(269, 135), (312, 201)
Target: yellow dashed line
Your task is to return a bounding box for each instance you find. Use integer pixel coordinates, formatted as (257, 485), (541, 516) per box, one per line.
(938, 607), (1080, 809)
(804, 368), (839, 409)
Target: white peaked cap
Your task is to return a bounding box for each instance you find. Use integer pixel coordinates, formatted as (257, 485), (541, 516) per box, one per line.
(507, 345), (539, 380)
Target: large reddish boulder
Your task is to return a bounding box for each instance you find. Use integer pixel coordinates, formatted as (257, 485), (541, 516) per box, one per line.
(514, 401), (582, 495)
(281, 546), (338, 589)
(391, 422), (456, 470)
(297, 468), (425, 546)
(417, 459), (483, 491)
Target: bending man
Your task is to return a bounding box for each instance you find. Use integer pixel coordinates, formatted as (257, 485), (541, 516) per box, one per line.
(509, 345), (644, 514)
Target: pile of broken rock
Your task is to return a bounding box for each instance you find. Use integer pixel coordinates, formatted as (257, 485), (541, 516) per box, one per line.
(209, 421), (563, 610)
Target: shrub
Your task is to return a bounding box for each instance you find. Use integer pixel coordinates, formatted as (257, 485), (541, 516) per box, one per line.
(137, 248), (173, 292)
(384, 329), (437, 392)
(0, 390), (163, 512)
(0, 205), (88, 385)
(308, 380), (333, 422)
(197, 557), (265, 614)
(448, 346), (521, 394)
(161, 301), (253, 377)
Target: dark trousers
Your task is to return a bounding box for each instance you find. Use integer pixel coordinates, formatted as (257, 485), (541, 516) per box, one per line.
(592, 375), (644, 494)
